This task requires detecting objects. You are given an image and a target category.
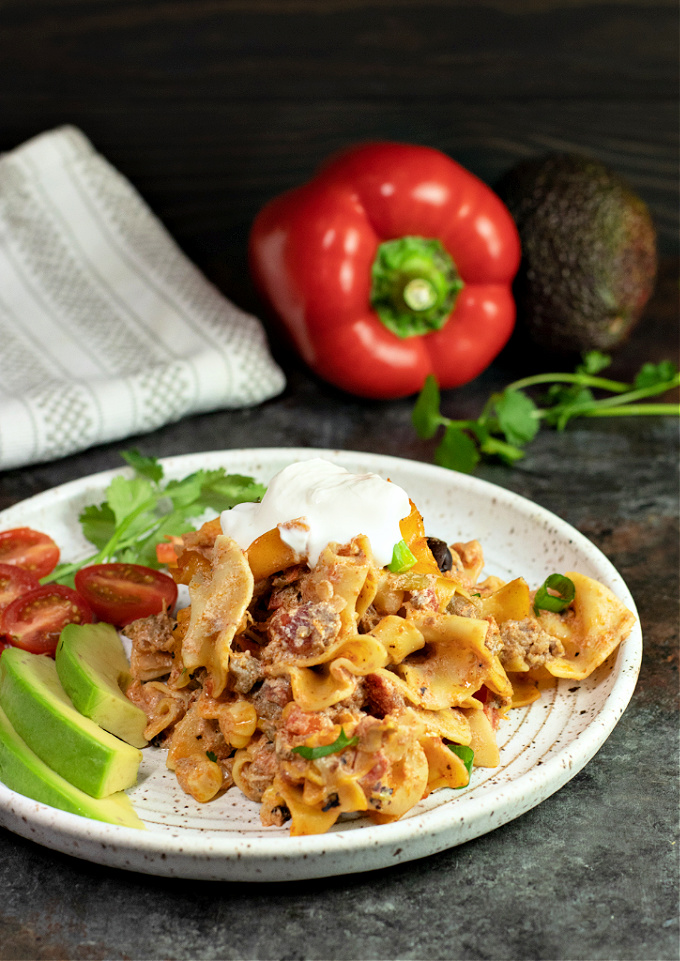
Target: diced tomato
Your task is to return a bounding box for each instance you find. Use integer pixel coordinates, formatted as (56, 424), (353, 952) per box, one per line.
(1, 585), (93, 656)
(156, 540), (181, 567)
(0, 563), (41, 614)
(74, 563), (178, 626)
(0, 527), (60, 578)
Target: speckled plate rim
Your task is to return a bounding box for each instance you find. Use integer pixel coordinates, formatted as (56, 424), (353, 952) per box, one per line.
(0, 448), (642, 881)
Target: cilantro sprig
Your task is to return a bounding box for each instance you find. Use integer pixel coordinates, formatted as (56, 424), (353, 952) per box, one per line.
(44, 449), (266, 585)
(291, 728), (359, 760)
(412, 352), (680, 473)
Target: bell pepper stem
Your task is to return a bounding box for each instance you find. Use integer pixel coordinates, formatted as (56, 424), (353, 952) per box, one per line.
(370, 236), (464, 339)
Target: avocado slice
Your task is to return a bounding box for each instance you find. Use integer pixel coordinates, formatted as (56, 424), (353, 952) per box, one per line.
(0, 703), (144, 828)
(0, 647), (142, 799)
(56, 623), (148, 749)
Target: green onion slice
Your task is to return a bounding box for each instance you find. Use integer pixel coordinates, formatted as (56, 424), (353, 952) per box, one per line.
(533, 573), (576, 616)
(387, 539), (417, 573)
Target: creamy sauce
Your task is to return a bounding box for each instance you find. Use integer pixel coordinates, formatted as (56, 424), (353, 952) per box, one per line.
(220, 458), (411, 568)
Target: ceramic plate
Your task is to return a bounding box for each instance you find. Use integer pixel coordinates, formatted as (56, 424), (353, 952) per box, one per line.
(0, 448), (642, 881)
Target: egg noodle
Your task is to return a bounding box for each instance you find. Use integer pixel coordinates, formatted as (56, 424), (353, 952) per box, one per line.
(125, 462), (635, 836)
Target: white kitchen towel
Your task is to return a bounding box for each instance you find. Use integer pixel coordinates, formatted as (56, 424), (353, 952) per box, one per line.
(0, 126), (286, 471)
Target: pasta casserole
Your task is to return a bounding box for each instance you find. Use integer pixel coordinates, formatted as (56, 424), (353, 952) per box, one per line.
(124, 459), (635, 836)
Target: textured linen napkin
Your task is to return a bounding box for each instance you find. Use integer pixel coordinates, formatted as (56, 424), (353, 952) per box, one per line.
(0, 126), (286, 471)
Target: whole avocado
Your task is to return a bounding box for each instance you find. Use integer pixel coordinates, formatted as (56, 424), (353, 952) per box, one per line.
(496, 153), (658, 355)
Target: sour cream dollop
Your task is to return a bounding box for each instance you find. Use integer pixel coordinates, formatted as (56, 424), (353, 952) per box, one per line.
(220, 458), (411, 568)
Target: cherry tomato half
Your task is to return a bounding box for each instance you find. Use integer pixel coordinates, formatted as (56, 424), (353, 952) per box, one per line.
(1, 585), (94, 656)
(0, 563), (41, 615)
(74, 563), (178, 626)
(0, 527), (60, 578)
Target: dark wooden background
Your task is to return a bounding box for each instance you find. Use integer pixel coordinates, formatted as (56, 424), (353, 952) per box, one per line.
(0, 4), (678, 961)
(1, 0), (677, 318)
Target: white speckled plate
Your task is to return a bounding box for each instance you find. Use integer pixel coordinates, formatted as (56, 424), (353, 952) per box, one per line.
(0, 449), (642, 881)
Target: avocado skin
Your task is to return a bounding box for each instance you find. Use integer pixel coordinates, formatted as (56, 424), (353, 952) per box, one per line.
(496, 153), (658, 355)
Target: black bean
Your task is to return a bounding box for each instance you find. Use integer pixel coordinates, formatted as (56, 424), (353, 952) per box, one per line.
(426, 537), (453, 573)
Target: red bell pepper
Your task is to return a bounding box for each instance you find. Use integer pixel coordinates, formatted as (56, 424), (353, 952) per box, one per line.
(249, 142), (521, 399)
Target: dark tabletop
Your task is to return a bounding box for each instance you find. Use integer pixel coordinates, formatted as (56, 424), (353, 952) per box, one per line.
(0, 3), (678, 960)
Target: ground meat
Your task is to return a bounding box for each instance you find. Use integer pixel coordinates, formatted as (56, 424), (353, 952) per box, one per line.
(267, 583), (302, 611)
(447, 595), (478, 618)
(238, 739), (279, 801)
(363, 673), (406, 718)
(404, 586), (439, 613)
(300, 575), (336, 606)
(330, 677), (366, 716)
(229, 649), (263, 694)
(271, 565), (307, 589)
(126, 611), (178, 681)
(251, 677), (293, 739)
(262, 601), (341, 663)
(483, 618), (504, 656)
(499, 618), (566, 669)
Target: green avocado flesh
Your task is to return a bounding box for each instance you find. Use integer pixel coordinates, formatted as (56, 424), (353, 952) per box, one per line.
(56, 623), (148, 749)
(0, 648), (142, 799)
(0, 703), (144, 828)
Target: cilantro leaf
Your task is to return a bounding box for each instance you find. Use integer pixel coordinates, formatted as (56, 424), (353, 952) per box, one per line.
(197, 472), (266, 512)
(163, 473), (207, 510)
(105, 475), (155, 529)
(206, 751), (218, 763)
(79, 502), (116, 551)
(45, 452), (267, 585)
(448, 743), (474, 786)
(634, 360), (679, 390)
(412, 375), (444, 440)
(577, 351), (612, 376)
(411, 352), (679, 476)
(435, 424), (480, 474)
(542, 383), (596, 429)
(292, 728), (359, 760)
(492, 389), (540, 446)
(120, 448), (164, 484)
